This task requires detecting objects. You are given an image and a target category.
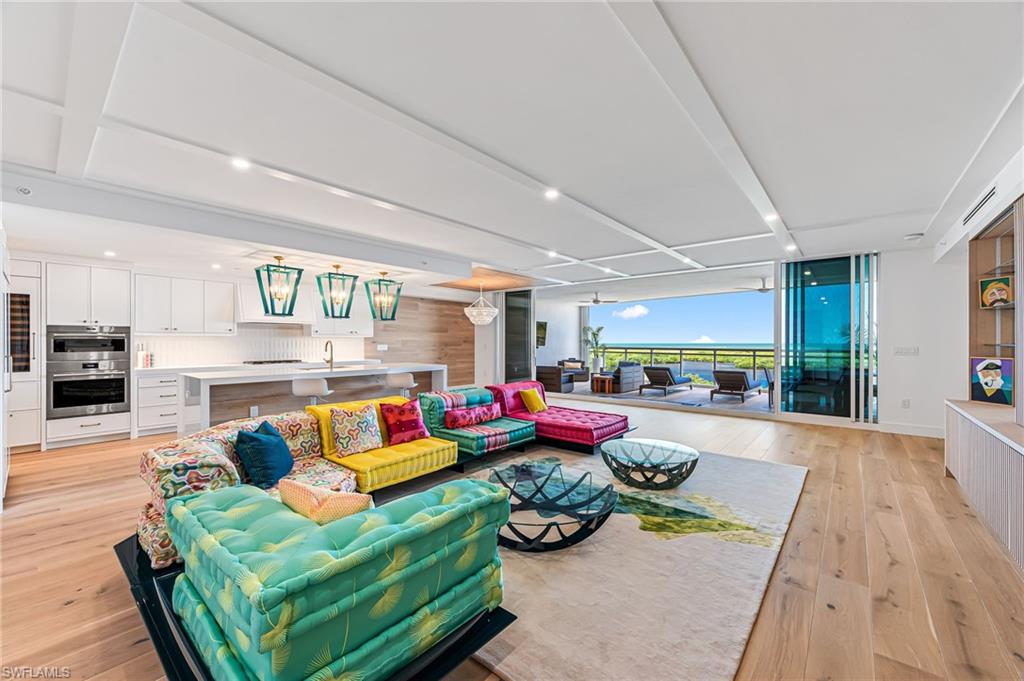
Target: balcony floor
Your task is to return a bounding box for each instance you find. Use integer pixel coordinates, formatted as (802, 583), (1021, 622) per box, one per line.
(562, 381), (773, 413)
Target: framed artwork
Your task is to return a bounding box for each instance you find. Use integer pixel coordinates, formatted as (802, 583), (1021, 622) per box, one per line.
(979, 276), (1014, 309)
(970, 357), (1013, 406)
(536, 321), (547, 348)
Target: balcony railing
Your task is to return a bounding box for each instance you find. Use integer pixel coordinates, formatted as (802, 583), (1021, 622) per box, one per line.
(596, 346), (775, 387)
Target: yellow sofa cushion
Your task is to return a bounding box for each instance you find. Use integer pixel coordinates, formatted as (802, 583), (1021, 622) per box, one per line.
(519, 387), (547, 413)
(306, 396), (408, 458)
(325, 436), (458, 493)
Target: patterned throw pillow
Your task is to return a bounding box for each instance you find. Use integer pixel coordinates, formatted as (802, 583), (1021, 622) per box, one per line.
(563, 361), (582, 370)
(278, 478), (374, 525)
(444, 402), (502, 429)
(380, 401), (431, 445)
(331, 404), (384, 455)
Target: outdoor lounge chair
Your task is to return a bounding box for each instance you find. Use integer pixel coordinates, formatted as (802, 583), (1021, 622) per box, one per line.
(710, 370), (762, 403)
(557, 358), (590, 382)
(536, 365), (575, 393)
(600, 361), (644, 393)
(640, 366), (694, 396)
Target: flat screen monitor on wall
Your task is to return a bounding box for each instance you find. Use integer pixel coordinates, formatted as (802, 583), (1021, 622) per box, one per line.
(536, 321), (547, 348)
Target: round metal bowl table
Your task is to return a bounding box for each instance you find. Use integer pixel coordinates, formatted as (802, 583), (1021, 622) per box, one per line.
(600, 438), (700, 490)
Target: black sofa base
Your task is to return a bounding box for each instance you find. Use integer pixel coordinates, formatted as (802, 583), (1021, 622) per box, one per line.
(114, 536), (515, 681)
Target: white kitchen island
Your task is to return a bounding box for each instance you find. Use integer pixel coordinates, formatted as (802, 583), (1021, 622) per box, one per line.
(177, 362), (447, 434)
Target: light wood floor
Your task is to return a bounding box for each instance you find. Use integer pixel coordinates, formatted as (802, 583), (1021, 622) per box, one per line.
(2, 398), (1023, 681)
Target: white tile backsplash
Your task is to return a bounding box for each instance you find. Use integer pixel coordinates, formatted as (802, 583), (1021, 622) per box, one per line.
(136, 324), (365, 368)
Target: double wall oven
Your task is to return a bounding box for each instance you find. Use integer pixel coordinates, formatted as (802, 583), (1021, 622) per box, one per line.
(46, 326), (131, 419)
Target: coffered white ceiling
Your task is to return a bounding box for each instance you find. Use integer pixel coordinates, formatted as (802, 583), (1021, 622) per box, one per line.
(2, 1), (1022, 300)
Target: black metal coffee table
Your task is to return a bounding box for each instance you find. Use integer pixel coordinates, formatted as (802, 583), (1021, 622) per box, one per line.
(490, 461), (618, 552)
(600, 438), (700, 490)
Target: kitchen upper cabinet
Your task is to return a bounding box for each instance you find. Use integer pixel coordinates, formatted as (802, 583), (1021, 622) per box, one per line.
(171, 278), (204, 333)
(237, 282), (313, 324)
(135, 276), (234, 335)
(46, 263), (90, 325)
(47, 264), (130, 326)
(310, 286), (374, 337)
(204, 281), (235, 334)
(135, 274), (172, 333)
(90, 267), (131, 326)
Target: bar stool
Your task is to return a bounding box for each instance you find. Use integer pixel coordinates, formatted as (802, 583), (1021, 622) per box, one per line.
(292, 378), (334, 405)
(385, 372), (418, 398)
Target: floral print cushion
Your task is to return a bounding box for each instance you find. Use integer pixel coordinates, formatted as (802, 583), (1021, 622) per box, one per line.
(444, 403), (502, 429)
(330, 404), (383, 455)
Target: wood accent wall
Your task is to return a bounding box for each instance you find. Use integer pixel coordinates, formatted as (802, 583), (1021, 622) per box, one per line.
(364, 296), (475, 386)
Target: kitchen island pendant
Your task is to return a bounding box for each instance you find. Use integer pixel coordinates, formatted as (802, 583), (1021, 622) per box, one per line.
(365, 271), (402, 321)
(255, 255), (304, 317)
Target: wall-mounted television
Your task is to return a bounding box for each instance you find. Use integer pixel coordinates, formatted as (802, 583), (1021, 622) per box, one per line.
(536, 321), (547, 348)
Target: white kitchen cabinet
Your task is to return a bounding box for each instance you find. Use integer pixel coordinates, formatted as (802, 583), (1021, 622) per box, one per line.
(135, 274), (172, 333)
(310, 286), (374, 337)
(90, 267), (131, 326)
(46, 263), (91, 325)
(9, 274), (41, 381)
(48, 263), (130, 326)
(237, 282), (313, 324)
(47, 412), (130, 442)
(203, 281), (235, 334)
(7, 410), (39, 447)
(171, 278), (204, 333)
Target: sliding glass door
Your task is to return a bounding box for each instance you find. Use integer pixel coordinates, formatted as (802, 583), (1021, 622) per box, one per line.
(779, 254), (878, 422)
(503, 290), (533, 382)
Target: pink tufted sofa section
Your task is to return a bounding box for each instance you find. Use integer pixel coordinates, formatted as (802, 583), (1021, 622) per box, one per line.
(486, 381), (629, 446)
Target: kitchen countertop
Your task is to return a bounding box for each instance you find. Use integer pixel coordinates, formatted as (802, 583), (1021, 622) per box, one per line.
(135, 360), (381, 373)
(180, 362), (445, 386)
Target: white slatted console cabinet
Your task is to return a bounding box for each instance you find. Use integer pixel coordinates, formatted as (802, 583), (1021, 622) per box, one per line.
(945, 399), (1024, 572)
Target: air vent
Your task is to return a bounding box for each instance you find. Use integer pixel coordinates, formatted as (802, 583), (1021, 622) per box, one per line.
(963, 185), (997, 226)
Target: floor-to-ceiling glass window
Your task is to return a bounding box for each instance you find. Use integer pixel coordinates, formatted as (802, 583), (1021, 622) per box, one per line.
(780, 254), (878, 422)
(503, 290), (533, 382)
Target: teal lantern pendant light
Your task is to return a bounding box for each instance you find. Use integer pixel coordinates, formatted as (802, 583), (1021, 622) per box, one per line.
(255, 255), (304, 316)
(316, 264), (359, 319)
(365, 271), (403, 321)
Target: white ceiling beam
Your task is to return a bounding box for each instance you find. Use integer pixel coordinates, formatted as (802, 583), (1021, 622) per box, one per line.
(537, 233), (775, 269)
(533, 259), (776, 290)
(54, 2), (134, 178)
(1, 87), (66, 116)
(608, 1), (801, 257)
(146, 2), (701, 271)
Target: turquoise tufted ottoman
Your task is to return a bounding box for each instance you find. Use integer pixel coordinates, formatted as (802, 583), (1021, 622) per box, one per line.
(166, 480), (509, 681)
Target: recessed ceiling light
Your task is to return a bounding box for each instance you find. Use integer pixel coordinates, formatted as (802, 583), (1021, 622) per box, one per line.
(547, 250), (558, 258)
(810, 281), (818, 286)
(764, 213), (779, 222)
(103, 250), (116, 257)
(231, 157), (252, 171)
(16, 186), (31, 196)
(544, 188), (560, 201)
(904, 232), (925, 241)
(785, 244), (798, 252)
(803, 269), (811, 276)
(211, 263), (222, 269)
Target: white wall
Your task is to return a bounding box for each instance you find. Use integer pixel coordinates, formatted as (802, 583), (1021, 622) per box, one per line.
(137, 325), (364, 367)
(474, 293), (499, 386)
(535, 297), (581, 366)
(878, 248), (968, 437)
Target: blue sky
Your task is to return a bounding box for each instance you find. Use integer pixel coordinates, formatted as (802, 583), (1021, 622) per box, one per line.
(588, 291), (774, 344)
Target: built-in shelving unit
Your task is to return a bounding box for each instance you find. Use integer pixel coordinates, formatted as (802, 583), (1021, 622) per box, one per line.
(969, 208), (1016, 362)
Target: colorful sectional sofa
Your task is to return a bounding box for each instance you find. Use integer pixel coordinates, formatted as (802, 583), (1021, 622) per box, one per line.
(166, 479), (509, 681)
(419, 388), (536, 462)
(137, 397), (457, 569)
(487, 380), (630, 453)
(306, 397), (457, 493)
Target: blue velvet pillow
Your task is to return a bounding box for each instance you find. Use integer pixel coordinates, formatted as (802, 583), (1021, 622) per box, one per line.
(234, 421), (294, 489)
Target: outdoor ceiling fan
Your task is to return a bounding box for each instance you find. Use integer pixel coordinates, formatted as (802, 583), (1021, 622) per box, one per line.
(579, 291), (620, 305)
(736, 277), (772, 293)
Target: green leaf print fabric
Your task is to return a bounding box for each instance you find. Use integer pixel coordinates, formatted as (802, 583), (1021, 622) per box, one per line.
(167, 480), (509, 681)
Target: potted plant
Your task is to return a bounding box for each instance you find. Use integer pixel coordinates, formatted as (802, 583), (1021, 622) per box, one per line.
(583, 325), (607, 374)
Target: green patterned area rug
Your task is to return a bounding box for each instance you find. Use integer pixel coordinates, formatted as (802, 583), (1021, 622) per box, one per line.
(469, 449), (807, 681)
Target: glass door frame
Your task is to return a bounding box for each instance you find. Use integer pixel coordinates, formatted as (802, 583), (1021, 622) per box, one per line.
(773, 253), (879, 426)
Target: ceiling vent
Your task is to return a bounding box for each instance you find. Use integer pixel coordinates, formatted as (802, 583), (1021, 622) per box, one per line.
(963, 185), (997, 226)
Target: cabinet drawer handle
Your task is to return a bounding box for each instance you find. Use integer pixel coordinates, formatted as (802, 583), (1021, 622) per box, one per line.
(79, 422), (102, 428)
(158, 393), (175, 398)
(159, 412), (177, 418)
(158, 379), (175, 384)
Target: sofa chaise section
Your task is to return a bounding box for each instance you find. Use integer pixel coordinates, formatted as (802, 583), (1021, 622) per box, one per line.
(488, 380), (629, 449)
(166, 480), (509, 681)
(419, 388), (535, 461)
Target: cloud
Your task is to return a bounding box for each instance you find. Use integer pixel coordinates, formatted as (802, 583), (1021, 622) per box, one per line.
(691, 335), (716, 343)
(612, 304), (649, 320)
